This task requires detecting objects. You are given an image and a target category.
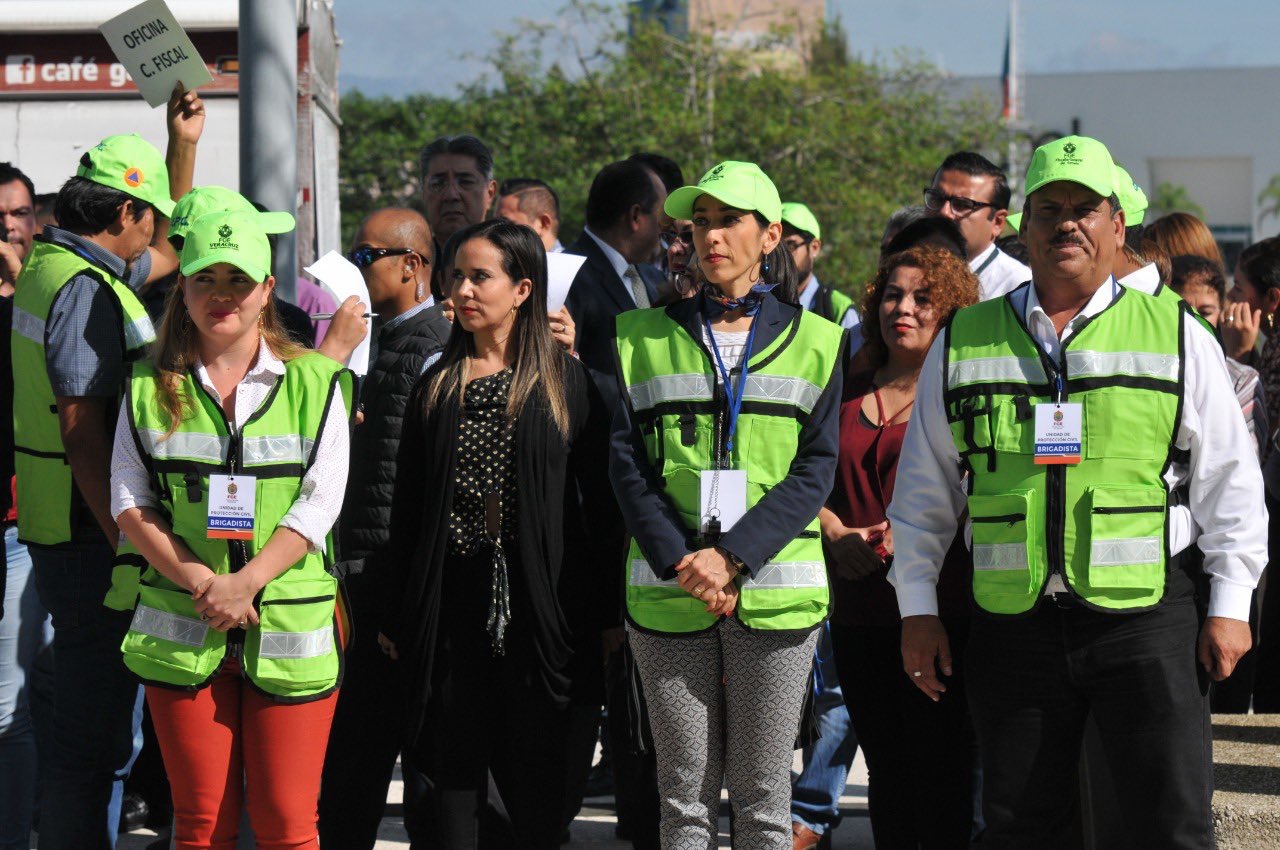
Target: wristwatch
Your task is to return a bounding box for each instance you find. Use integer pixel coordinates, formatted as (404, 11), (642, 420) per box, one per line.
(717, 546), (746, 577)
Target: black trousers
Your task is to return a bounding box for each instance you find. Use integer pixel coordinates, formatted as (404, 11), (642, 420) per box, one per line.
(319, 572), (431, 849)
(426, 554), (570, 850)
(966, 595), (1213, 850)
(605, 644), (660, 850)
(830, 620), (974, 850)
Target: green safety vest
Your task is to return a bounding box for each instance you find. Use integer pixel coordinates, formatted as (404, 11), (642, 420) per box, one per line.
(945, 283), (1185, 615)
(810, 283), (856, 327)
(11, 237), (156, 545)
(115, 354), (353, 701)
(615, 306), (844, 634)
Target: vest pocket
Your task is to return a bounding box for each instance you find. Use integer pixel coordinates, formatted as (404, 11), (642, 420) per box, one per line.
(121, 584), (223, 684)
(969, 491), (1040, 597)
(1086, 485), (1166, 589)
(245, 576), (339, 693)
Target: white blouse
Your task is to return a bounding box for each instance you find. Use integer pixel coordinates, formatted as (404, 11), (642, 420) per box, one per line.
(110, 339), (350, 552)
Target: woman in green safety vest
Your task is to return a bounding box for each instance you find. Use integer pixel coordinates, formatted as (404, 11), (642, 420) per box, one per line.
(609, 161), (847, 848)
(109, 208), (355, 849)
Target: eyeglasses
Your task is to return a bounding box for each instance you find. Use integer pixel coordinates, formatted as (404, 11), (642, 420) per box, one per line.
(425, 173), (484, 194)
(923, 188), (996, 215)
(660, 230), (694, 250)
(346, 246), (426, 269)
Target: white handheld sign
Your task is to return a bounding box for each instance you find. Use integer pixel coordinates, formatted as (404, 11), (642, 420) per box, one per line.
(99, 0), (213, 107)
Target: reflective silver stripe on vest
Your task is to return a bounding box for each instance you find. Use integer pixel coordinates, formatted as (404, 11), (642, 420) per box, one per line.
(11, 306), (45, 345)
(628, 373), (822, 413)
(629, 559), (826, 588)
(628, 374), (714, 411)
(137, 429), (228, 464)
(258, 626), (333, 659)
(1090, 536), (1162, 567)
(743, 375), (823, 414)
(1064, 351), (1179, 382)
(742, 561), (826, 588)
(242, 435), (315, 466)
(129, 604), (209, 647)
(973, 543), (1029, 571)
(123, 315), (157, 351)
(948, 356), (1047, 387)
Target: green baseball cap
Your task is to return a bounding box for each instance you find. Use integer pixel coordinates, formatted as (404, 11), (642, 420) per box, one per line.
(1111, 165), (1148, 226)
(666, 161), (783, 224)
(780, 202), (821, 240)
(179, 211), (274, 283)
(76, 134), (175, 218)
(169, 186), (296, 245)
(1023, 135), (1116, 200)
(1003, 211), (1023, 237)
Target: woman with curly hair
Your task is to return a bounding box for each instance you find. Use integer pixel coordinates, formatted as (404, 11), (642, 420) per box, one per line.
(821, 245), (979, 848)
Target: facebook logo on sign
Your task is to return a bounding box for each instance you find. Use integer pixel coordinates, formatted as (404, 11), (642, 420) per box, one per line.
(5, 56), (35, 85)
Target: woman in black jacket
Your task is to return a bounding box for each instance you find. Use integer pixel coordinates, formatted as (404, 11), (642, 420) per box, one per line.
(378, 219), (610, 849)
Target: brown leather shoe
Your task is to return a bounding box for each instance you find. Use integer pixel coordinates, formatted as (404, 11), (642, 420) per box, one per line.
(792, 821), (822, 850)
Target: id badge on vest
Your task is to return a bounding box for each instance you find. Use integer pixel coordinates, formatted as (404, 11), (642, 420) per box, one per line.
(207, 474), (256, 540)
(1034, 403), (1082, 464)
(700, 469), (746, 542)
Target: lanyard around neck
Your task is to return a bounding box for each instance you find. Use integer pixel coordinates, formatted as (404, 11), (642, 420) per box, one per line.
(704, 316), (760, 460)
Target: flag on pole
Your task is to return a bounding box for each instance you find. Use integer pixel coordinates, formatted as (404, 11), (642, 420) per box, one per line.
(1000, 13), (1013, 120)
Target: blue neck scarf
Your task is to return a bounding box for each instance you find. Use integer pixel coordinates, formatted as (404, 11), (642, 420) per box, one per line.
(700, 282), (777, 318)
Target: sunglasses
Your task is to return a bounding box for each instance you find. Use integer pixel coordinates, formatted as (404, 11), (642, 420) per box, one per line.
(346, 246), (426, 269)
(922, 188), (996, 215)
(660, 230), (694, 250)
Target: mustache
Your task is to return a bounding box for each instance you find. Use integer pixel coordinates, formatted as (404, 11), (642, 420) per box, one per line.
(1050, 233), (1084, 247)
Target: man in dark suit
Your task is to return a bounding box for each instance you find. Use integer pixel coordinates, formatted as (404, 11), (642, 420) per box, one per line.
(561, 158), (666, 845)
(565, 159), (666, 408)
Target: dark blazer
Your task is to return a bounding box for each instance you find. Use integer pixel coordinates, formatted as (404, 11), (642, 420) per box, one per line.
(609, 291), (846, 579)
(379, 354), (613, 751)
(564, 232), (660, 408)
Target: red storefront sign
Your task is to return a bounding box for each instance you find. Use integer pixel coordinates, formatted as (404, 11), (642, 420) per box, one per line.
(0, 31), (239, 98)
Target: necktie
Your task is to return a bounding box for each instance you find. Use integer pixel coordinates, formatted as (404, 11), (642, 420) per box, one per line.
(625, 265), (650, 309)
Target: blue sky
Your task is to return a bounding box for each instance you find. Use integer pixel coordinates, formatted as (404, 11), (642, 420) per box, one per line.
(334, 1), (1278, 97)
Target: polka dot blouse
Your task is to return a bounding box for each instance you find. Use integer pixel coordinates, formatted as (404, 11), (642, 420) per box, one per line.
(448, 366), (518, 555)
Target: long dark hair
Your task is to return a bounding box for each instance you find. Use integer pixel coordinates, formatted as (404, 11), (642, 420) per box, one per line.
(753, 211), (798, 305)
(423, 219), (570, 436)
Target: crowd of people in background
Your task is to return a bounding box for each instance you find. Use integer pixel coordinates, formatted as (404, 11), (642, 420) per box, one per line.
(0, 77), (1276, 850)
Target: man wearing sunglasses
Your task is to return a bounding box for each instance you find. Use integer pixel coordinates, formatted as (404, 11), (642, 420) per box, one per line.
(319, 207), (451, 850)
(924, 151), (1030, 302)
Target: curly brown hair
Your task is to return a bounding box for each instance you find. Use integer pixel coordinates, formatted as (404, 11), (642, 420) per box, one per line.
(859, 245), (980, 368)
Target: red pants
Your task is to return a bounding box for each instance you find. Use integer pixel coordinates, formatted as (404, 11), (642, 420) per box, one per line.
(146, 659), (339, 850)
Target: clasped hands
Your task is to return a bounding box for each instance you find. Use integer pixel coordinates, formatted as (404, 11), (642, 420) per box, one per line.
(674, 547), (740, 616)
(189, 570), (261, 632)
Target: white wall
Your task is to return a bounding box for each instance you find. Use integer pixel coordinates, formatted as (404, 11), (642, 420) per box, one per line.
(0, 97), (239, 195)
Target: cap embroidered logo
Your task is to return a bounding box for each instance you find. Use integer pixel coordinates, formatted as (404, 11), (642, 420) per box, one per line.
(218, 224), (233, 239)
(1063, 142), (1077, 156)
(124, 168), (143, 187)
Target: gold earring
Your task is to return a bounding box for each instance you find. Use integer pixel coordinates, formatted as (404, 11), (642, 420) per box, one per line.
(259, 311), (265, 327)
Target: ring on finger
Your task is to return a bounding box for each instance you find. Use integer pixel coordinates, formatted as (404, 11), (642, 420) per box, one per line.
(912, 671), (923, 678)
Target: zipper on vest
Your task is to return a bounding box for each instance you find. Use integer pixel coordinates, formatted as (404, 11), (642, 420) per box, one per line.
(1091, 505), (1163, 515)
(1041, 362), (1067, 585)
(972, 513), (1026, 525)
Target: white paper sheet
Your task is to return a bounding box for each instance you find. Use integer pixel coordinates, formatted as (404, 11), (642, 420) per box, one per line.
(303, 251), (372, 376)
(546, 252), (587, 313)
(99, 0), (213, 108)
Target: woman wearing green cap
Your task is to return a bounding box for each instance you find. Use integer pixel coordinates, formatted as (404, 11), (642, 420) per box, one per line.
(108, 210), (355, 848)
(609, 161), (847, 847)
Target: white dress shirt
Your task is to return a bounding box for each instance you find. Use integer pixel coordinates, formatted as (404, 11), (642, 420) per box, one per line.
(1118, 262), (1161, 295)
(887, 279), (1267, 622)
(583, 226), (642, 306)
(971, 243), (1032, 302)
(111, 339), (350, 552)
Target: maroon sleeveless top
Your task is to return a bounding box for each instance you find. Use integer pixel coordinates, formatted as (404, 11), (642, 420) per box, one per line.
(827, 370), (972, 626)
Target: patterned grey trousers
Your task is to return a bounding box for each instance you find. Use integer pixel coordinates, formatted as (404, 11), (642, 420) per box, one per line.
(628, 617), (820, 850)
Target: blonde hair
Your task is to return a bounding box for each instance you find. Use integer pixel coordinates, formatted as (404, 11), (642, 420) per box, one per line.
(151, 278), (308, 435)
(1143, 212), (1225, 273)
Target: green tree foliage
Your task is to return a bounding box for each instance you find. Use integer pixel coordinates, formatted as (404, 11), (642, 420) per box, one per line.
(1258, 173), (1280, 228)
(1150, 182), (1206, 221)
(338, 2), (1003, 294)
